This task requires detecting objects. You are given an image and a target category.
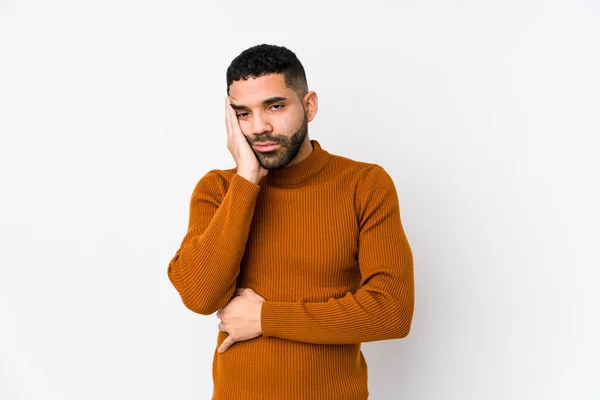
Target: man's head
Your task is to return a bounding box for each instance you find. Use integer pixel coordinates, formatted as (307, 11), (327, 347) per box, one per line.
(226, 44), (318, 170)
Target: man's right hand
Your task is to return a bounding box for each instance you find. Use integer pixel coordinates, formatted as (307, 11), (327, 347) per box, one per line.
(225, 96), (268, 185)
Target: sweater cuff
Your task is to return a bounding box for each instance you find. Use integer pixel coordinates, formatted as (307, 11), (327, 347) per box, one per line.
(231, 172), (261, 191)
(260, 301), (296, 338)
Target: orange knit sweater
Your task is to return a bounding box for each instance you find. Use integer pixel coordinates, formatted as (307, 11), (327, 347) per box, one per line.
(168, 139), (414, 399)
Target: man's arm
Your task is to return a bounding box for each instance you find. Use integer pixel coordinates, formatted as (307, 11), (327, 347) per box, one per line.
(260, 165), (414, 344)
(168, 171), (260, 315)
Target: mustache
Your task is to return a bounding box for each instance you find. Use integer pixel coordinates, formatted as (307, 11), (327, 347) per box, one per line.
(252, 137), (285, 144)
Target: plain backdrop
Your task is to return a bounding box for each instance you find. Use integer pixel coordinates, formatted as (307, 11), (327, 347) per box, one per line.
(1, 1), (599, 399)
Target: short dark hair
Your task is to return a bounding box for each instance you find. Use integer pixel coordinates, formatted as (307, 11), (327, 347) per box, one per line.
(226, 44), (308, 99)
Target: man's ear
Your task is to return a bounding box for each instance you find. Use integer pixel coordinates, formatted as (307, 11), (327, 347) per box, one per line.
(303, 91), (318, 122)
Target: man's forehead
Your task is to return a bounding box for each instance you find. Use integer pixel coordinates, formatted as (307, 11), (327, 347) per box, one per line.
(229, 74), (291, 99)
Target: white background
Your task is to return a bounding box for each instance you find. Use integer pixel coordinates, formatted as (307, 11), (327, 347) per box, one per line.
(1, 1), (599, 399)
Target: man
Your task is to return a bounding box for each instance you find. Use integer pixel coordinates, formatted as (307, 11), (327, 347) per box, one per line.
(167, 44), (414, 400)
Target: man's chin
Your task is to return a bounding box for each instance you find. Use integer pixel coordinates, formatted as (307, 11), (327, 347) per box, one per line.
(259, 161), (288, 170)
(255, 150), (282, 169)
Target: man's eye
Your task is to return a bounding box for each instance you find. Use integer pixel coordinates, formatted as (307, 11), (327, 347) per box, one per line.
(237, 112), (248, 118)
(271, 104), (283, 110)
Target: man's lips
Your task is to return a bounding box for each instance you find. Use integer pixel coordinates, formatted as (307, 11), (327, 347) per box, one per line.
(254, 143), (280, 151)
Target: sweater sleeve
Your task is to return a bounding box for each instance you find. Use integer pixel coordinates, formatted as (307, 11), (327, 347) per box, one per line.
(168, 171), (261, 315)
(260, 165), (414, 344)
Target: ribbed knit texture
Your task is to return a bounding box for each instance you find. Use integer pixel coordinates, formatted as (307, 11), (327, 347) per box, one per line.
(168, 140), (414, 400)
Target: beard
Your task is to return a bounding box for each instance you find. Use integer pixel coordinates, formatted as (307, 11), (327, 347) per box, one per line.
(247, 113), (308, 170)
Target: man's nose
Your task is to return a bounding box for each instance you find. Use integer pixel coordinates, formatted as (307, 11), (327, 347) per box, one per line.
(250, 112), (272, 135)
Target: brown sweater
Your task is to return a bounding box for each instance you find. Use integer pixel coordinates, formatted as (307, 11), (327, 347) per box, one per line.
(167, 139), (414, 399)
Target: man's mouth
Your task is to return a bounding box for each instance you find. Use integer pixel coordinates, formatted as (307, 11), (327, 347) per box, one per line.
(254, 143), (280, 151)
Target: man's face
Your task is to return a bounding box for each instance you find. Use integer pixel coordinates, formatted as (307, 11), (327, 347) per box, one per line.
(228, 73), (308, 170)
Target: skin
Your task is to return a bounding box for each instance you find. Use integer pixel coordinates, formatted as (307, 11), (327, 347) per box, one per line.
(217, 73), (319, 353)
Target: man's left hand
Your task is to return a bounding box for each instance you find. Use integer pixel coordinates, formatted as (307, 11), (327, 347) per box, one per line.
(216, 288), (265, 353)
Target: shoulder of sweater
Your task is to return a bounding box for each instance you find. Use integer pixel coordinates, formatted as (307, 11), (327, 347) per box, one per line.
(327, 153), (388, 179)
(206, 167), (238, 183)
(324, 155), (396, 208)
(190, 167), (237, 198)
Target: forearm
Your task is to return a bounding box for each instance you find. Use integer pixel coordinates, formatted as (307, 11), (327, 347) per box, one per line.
(260, 264), (414, 344)
(168, 173), (260, 315)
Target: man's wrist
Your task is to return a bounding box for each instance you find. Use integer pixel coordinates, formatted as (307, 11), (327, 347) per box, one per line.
(237, 171), (260, 185)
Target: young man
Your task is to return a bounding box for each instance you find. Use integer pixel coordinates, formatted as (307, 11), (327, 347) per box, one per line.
(167, 44), (414, 400)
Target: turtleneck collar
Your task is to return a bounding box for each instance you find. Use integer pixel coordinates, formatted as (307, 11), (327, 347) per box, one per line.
(260, 139), (330, 187)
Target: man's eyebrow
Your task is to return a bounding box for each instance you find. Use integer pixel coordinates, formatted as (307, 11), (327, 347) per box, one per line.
(229, 96), (288, 110)
(262, 96), (288, 104)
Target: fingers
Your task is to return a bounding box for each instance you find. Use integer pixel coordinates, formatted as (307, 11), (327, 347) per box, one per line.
(216, 318), (235, 353)
(218, 336), (235, 353)
(225, 96), (243, 136)
(235, 287), (251, 296)
(225, 96), (232, 139)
